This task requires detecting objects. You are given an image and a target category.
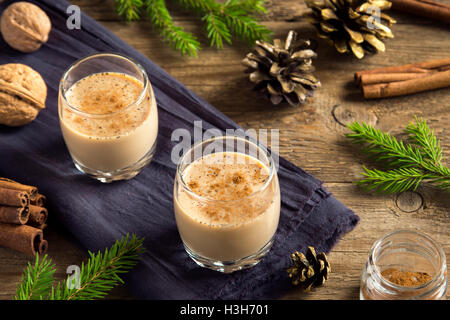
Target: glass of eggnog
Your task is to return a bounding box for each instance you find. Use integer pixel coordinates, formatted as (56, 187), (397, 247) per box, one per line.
(174, 135), (280, 273)
(59, 53), (158, 182)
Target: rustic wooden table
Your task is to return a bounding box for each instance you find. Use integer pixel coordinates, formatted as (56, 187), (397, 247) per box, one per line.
(0, 0), (448, 300)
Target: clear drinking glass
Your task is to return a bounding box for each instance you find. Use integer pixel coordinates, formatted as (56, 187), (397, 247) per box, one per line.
(59, 53), (158, 183)
(174, 135), (281, 273)
(360, 229), (447, 300)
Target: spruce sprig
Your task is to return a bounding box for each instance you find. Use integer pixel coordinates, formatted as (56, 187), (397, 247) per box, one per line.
(146, 0), (201, 57)
(14, 234), (144, 300)
(15, 254), (56, 300)
(203, 12), (232, 49)
(114, 0), (144, 21)
(177, 0), (272, 47)
(405, 118), (442, 165)
(346, 117), (450, 194)
(114, 0), (272, 56)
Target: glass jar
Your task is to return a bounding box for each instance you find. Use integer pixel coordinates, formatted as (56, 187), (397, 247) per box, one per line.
(360, 229), (447, 300)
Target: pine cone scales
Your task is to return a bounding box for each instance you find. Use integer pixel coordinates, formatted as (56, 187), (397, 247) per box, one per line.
(242, 30), (321, 107)
(287, 246), (331, 291)
(305, 0), (396, 59)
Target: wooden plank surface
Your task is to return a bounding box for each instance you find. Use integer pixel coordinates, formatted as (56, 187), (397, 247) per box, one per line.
(0, 0), (449, 300)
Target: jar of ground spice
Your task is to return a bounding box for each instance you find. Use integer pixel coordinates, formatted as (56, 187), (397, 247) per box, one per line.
(360, 230), (447, 300)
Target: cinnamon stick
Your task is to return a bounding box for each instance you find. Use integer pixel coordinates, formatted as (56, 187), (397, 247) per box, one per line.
(0, 205), (30, 225)
(0, 178), (50, 254)
(362, 69), (450, 99)
(354, 57), (450, 85)
(0, 187), (29, 207)
(0, 178), (38, 200)
(360, 72), (436, 86)
(31, 194), (46, 207)
(391, 0), (450, 22)
(0, 224), (47, 256)
(27, 205), (48, 228)
(35, 223), (47, 230)
(38, 240), (48, 254)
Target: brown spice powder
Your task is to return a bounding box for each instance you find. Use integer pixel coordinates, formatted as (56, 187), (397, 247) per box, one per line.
(381, 267), (432, 287)
(188, 181), (198, 190)
(231, 173), (243, 184)
(183, 157), (271, 222)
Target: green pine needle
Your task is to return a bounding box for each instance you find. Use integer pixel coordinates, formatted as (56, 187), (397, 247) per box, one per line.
(346, 121), (424, 169)
(175, 0), (217, 14)
(178, 0), (272, 46)
(357, 166), (425, 194)
(14, 234), (144, 300)
(405, 116), (443, 165)
(146, 0), (201, 57)
(114, 0), (272, 56)
(15, 254), (56, 300)
(346, 117), (450, 194)
(115, 0), (145, 21)
(203, 13), (232, 48)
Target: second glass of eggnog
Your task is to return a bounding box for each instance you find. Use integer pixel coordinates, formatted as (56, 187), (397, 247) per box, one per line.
(174, 136), (280, 273)
(59, 53), (158, 182)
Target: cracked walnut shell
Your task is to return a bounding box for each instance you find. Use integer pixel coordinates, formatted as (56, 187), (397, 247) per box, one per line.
(0, 2), (51, 53)
(0, 63), (47, 126)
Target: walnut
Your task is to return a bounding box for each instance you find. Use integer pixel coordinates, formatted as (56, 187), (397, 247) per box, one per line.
(0, 2), (51, 53)
(0, 63), (47, 126)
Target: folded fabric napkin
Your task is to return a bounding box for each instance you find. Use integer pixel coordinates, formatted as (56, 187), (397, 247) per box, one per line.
(0, 0), (359, 299)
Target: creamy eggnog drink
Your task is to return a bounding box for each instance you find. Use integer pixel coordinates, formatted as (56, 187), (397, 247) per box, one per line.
(59, 54), (158, 182)
(174, 137), (280, 273)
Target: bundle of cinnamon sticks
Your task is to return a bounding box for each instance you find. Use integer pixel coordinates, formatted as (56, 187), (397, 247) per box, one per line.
(355, 58), (450, 99)
(391, 0), (450, 23)
(0, 178), (48, 256)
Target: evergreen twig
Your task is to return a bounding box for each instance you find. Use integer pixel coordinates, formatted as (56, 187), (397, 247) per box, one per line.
(114, 0), (144, 21)
(177, 0), (272, 47)
(15, 254), (56, 300)
(14, 234), (144, 300)
(114, 0), (272, 55)
(346, 118), (450, 194)
(146, 0), (201, 57)
(203, 13), (232, 48)
(405, 116), (442, 165)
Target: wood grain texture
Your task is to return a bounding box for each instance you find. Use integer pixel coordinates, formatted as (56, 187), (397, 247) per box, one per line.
(0, 0), (448, 300)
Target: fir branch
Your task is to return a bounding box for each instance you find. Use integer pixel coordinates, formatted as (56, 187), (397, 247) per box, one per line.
(222, 11), (271, 43)
(14, 234), (144, 300)
(225, 0), (268, 14)
(146, 0), (201, 56)
(405, 116), (442, 165)
(346, 122), (424, 169)
(115, 0), (144, 21)
(175, 0), (217, 13)
(114, 0), (272, 55)
(15, 254), (55, 300)
(346, 118), (450, 194)
(222, 0), (271, 42)
(175, 0), (272, 47)
(203, 13), (232, 48)
(50, 234), (144, 300)
(357, 166), (426, 194)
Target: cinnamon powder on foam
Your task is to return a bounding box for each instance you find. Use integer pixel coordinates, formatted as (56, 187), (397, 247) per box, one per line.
(182, 153), (273, 224)
(64, 72), (150, 138)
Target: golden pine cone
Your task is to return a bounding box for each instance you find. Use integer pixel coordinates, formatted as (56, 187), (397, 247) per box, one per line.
(287, 246), (331, 292)
(242, 30), (321, 107)
(305, 0), (396, 59)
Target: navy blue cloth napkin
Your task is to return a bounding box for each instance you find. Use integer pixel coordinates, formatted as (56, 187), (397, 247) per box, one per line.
(0, 0), (359, 299)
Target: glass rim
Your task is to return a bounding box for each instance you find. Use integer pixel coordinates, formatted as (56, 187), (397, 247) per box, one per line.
(370, 229), (447, 294)
(59, 52), (149, 118)
(176, 135), (276, 203)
